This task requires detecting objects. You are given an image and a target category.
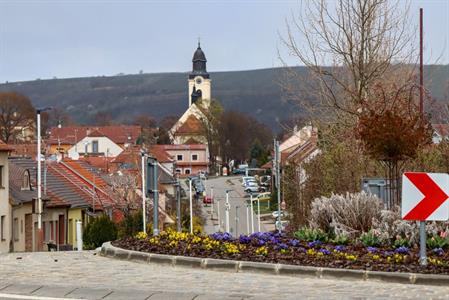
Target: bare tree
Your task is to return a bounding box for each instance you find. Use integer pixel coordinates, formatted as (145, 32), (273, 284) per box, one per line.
(109, 172), (139, 216)
(0, 92), (35, 143)
(281, 0), (417, 123)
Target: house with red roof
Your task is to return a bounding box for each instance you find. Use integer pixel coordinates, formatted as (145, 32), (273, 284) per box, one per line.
(46, 125), (141, 159)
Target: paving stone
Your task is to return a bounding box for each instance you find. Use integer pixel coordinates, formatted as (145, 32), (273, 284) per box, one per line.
(0, 284), (43, 295)
(148, 291), (198, 300)
(31, 285), (77, 297)
(65, 287), (113, 299)
(103, 290), (157, 300)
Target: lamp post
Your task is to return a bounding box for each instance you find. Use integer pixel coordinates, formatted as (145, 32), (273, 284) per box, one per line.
(250, 194), (255, 233)
(216, 198), (221, 232)
(37, 107), (52, 251)
(210, 186), (214, 219)
(257, 197), (261, 232)
(246, 201), (250, 234)
(235, 205), (240, 238)
(189, 178), (193, 234)
(147, 156), (159, 236)
(141, 150), (147, 233)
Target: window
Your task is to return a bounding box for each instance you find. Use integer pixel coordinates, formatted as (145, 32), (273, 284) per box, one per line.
(13, 218), (19, 241)
(92, 140), (99, 153)
(175, 169), (182, 174)
(1, 215), (5, 241)
(192, 154), (198, 161)
(185, 169), (191, 175)
(22, 171), (30, 190)
(177, 154), (183, 161)
(0, 166), (3, 188)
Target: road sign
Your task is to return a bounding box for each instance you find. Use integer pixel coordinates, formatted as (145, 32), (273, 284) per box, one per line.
(402, 172), (449, 221)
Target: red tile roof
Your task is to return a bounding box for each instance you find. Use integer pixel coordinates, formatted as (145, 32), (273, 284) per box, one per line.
(47, 125), (141, 145)
(160, 144), (207, 151)
(433, 124), (449, 137)
(174, 115), (204, 136)
(0, 141), (14, 152)
(148, 145), (174, 163)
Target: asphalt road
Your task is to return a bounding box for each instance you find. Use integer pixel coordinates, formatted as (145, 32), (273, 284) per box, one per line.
(201, 176), (268, 236)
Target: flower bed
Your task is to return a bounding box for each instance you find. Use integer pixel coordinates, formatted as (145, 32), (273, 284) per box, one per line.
(112, 230), (449, 274)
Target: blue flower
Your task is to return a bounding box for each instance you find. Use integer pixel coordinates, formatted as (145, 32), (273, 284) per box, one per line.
(257, 239), (266, 246)
(210, 232), (233, 241)
(307, 240), (322, 248)
(277, 243), (289, 250)
(334, 245), (346, 252)
(433, 248), (444, 256)
(394, 246), (409, 254)
(239, 235), (251, 244)
(367, 247), (378, 253)
(289, 239), (300, 247)
(319, 248), (330, 255)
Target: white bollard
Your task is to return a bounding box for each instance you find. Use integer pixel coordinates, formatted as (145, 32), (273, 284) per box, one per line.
(76, 220), (83, 251)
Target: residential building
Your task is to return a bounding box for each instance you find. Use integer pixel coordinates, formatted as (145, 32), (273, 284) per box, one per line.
(0, 142), (13, 254)
(432, 123), (449, 144)
(46, 125), (141, 158)
(160, 144), (209, 177)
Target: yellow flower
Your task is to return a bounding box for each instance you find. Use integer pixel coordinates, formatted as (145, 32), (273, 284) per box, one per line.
(307, 249), (316, 256)
(135, 231), (148, 240)
(149, 237), (159, 245)
(255, 246), (268, 256)
(223, 242), (239, 254)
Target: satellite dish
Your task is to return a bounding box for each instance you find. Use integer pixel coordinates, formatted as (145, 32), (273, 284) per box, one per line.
(72, 152), (80, 160)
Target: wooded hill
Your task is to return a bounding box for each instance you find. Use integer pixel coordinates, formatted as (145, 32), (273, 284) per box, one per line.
(0, 65), (447, 131)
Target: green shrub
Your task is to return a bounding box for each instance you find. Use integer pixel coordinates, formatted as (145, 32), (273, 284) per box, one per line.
(83, 214), (118, 249)
(294, 227), (328, 242)
(393, 237), (411, 249)
(118, 210), (144, 238)
(359, 230), (382, 247)
(427, 235), (449, 249)
(331, 234), (350, 245)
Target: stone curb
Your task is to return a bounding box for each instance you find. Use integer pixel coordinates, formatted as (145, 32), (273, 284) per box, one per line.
(100, 242), (449, 286)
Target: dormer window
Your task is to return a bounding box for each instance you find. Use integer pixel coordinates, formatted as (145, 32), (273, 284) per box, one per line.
(21, 170), (31, 190)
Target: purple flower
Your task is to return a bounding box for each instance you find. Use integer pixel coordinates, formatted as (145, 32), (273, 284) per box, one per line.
(433, 248), (444, 256)
(239, 235), (251, 244)
(308, 240), (322, 248)
(250, 232), (273, 241)
(367, 247), (378, 253)
(257, 239), (266, 246)
(319, 248), (330, 255)
(269, 237), (280, 244)
(277, 243), (289, 250)
(289, 239), (300, 247)
(334, 245), (346, 252)
(210, 232), (233, 241)
(394, 246), (409, 254)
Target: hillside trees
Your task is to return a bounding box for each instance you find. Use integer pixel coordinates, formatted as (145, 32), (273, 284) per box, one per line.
(0, 92), (35, 143)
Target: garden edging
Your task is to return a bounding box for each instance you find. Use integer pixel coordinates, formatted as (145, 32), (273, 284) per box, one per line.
(100, 242), (449, 286)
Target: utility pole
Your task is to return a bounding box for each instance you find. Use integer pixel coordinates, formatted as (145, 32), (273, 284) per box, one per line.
(235, 206), (240, 238)
(217, 198), (221, 231)
(176, 180), (181, 232)
(275, 140), (282, 233)
(141, 151), (147, 233)
(246, 202), (250, 234)
(210, 186), (214, 219)
(148, 156), (159, 236)
(250, 194), (254, 234)
(189, 179), (193, 234)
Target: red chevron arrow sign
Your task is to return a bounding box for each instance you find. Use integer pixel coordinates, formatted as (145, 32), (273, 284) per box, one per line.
(402, 172), (449, 221)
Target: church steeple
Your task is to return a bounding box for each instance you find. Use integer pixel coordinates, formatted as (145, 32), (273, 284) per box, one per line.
(190, 42), (209, 79)
(188, 41), (211, 107)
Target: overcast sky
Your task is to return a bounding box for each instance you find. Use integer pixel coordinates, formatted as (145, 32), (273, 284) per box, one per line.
(0, 0), (448, 83)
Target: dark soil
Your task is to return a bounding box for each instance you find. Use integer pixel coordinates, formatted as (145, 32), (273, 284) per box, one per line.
(112, 235), (449, 275)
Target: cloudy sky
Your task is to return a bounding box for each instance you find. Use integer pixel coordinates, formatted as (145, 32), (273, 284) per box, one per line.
(0, 0), (448, 82)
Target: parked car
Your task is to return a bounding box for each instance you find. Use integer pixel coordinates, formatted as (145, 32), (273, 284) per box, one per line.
(232, 168), (246, 175)
(203, 195), (213, 204)
(244, 182), (260, 194)
(272, 210), (289, 219)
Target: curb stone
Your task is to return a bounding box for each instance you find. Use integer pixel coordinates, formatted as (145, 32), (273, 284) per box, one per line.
(100, 242), (449, 286)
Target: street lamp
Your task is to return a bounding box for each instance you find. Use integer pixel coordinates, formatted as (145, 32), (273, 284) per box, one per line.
(37, 107), (52, 250)
(189, 178), (193, 234)
(147, 156), (159, 236)
(235, 205), (240, 238)
(140, 150), (147, 233)
(250, 194), (255, 233)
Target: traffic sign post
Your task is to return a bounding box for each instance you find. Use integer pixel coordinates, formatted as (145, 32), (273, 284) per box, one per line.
(402, 172), (449, 265)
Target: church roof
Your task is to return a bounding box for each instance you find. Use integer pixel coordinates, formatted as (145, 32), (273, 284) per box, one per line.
(192, 43), (207, 62)
(174, 115), (204, 136)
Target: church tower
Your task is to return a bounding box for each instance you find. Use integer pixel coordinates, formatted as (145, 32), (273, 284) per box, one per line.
(188, 42), (211, 107)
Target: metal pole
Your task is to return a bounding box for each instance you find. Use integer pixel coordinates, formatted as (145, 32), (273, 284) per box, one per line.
(419, 8), (424, 116)
(250, 194), (254, 233)
(246, 203), (250, 234)
(225, 191), (230, 233)
(257, 198), (261, 232)
(141, 153), (146, 233)
(176, 181), (181, 232)
(235, 206), (239, 238)
(189, 179), (193, 234)
(217, 198), (221, 231)
(419, 221), (427, 265)
(276, 140), (282, 233)
(210, 186), (214, 219)
(153, 159), (159, 236)
(37, 110), (42, 250)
